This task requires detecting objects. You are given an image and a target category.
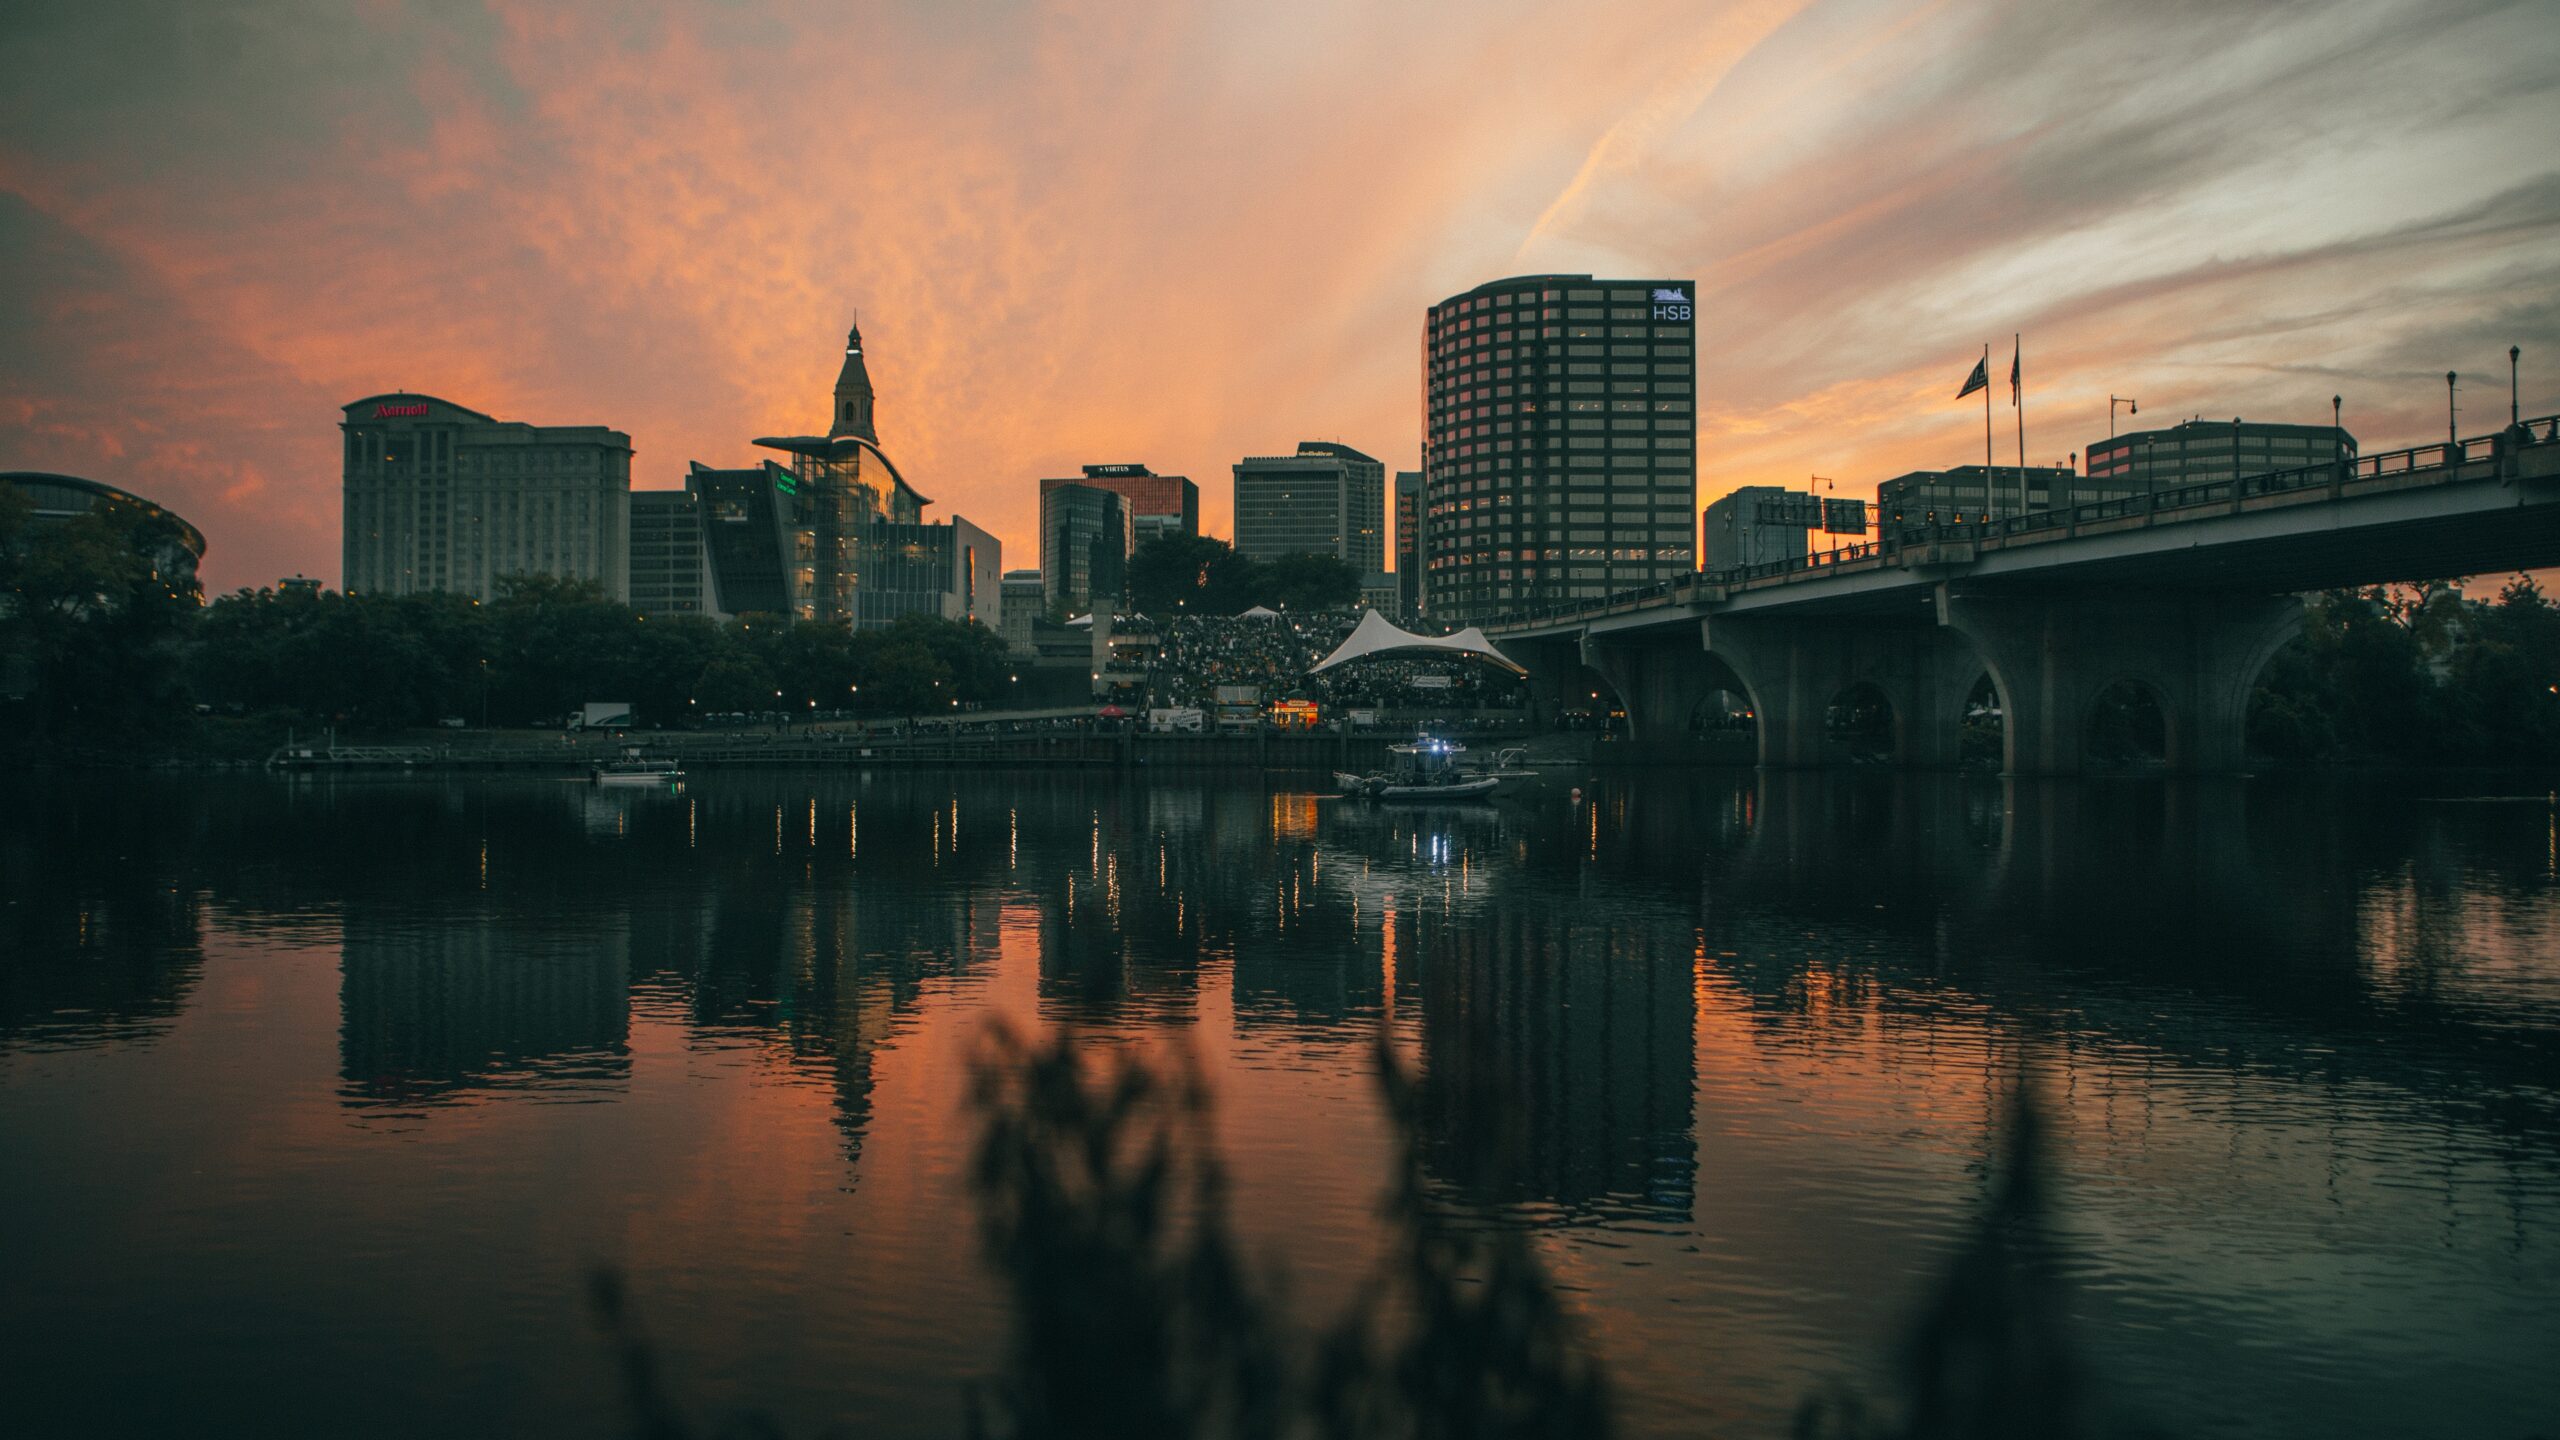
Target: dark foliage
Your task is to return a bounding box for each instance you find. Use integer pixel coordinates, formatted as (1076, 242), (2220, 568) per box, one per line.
(0, 489), (203, 745)
(2250, 579), (2560, 764)
(1127, 536), (1363, 617)
(177, 578), (1011, 731)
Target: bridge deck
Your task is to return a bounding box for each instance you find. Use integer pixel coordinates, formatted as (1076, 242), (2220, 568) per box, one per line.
(1490, 418), (2560, 638)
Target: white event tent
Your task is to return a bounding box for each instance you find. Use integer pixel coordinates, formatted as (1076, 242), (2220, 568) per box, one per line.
(1309, 609), (1527, 676)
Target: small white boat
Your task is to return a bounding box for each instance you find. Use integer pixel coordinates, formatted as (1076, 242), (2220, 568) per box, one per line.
(1339, 737), (1498, 801)
(592, 748), (683, 786)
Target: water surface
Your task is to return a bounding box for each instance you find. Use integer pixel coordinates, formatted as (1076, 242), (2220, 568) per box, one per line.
(3, 770), (2556, 1438)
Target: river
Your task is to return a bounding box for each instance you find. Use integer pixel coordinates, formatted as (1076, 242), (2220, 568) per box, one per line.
(2, 770), (2555, 1437)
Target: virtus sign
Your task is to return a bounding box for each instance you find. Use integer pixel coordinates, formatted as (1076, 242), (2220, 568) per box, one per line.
(373, 402), (429, 418)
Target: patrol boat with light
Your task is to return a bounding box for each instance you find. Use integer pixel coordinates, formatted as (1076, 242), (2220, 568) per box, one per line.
(1335, 736), (1500, 801)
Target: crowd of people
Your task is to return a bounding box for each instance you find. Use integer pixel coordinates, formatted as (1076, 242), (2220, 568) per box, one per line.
(1127, 610), (1528, 716)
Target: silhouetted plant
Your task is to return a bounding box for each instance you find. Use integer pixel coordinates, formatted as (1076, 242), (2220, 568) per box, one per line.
(1309, 1034), (1615, 1440)
(595, 1036), (2102, 1440)
(964, 1021), (1286, 1440)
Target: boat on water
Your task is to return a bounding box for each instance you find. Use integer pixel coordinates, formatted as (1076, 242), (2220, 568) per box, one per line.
(591, 748), (684, 787)
(1336, 737), (1500, 801)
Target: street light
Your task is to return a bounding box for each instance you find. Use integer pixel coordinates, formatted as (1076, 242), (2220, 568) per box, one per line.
(2110, 396), (2137, 438)
(2448, 371), (2459, 447)
(2513, 345), (2523, 426)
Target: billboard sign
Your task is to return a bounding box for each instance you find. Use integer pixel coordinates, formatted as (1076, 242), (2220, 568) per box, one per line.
(1822, 498), (1868, 535)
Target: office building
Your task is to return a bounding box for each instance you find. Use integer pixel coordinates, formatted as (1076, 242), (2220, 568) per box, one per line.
(858, 514), (1000, 629)
(2084, 418), (2356, 490)
(340, 394), (632, 601)
(628, 489), (712, 618)
(1231, 441), (1385, 571)
(1877, 465), (2100, 527)
(1043, 464), (1197, 545)
(688, 322), (998, 627)
(1701, 487), (1812, 571)
(999, 570), (1046, 651)
(1040, 483), (1132, 615)
(1422, 274), (1698, 623)
(1393, 470), (1424, 617)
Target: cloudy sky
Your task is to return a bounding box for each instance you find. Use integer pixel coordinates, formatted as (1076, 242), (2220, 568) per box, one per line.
(4, 0), (2555, 593)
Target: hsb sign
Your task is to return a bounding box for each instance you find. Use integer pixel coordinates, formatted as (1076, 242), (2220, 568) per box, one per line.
(1650, 287), (1692, 323)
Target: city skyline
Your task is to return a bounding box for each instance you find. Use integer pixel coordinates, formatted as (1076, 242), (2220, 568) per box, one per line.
(4, 0), (2556, 594)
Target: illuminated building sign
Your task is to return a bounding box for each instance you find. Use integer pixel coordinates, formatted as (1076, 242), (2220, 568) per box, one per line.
(373, 402), (430, 418)
(1650, 287), (1692, 323)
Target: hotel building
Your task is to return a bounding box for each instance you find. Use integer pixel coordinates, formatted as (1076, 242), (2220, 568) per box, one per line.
(340, 395), (632, 600)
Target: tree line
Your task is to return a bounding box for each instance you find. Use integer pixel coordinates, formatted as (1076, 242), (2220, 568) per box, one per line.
(1121, 535), (1364, 617)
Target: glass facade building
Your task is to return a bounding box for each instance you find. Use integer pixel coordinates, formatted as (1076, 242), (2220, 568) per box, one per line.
(1039, 483), (1132, 616)
(1043, 464), (1197, 546)
(1422, 275), (1697, 623)
(689, 324), (998, 629)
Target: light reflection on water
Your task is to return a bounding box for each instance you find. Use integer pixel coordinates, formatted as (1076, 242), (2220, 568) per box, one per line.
(1, 771), (2556, 1439)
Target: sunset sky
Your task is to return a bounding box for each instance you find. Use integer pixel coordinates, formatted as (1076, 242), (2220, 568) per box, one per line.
(4, 0), (2556, 594)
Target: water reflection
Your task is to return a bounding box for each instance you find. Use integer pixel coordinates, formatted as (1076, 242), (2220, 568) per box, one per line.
(3, 770), (2556, 1438)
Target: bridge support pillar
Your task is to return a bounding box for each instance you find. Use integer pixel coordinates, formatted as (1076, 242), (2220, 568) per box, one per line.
(1504, 635), (1581, 731)
(1699, 617), (1986, 768)
(1937, 590), (2302, 775)
(1579, 633), (1724, 748)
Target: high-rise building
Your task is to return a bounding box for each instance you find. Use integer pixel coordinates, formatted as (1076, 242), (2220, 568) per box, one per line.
(2084, 418), (2356, 491)
(1231, 441), (1385, 572)
(688, 323), (997, 627)
(1701, 487), (1812, 571)
(628, 489), (712, 618)
(1422, 275), (1698, 622)
(1039, 483), (1132, 616)
(1042, 464), (1197, 546)
(1393, 470), (1425, 617)
(340, 394), (632, 600)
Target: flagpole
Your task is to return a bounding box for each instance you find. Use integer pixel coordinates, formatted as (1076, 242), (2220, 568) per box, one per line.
(2015, 333), (2026, 515)
(1982, 343), (1992, 490)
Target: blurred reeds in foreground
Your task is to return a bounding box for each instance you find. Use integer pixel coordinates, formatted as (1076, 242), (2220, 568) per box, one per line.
(594, 1023), (2101, 1439)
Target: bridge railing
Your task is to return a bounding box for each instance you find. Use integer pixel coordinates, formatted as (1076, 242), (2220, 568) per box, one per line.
(1491, 414), (2559, 631)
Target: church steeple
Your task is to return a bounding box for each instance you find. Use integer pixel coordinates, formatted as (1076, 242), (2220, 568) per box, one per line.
(830, 322), (877, 441)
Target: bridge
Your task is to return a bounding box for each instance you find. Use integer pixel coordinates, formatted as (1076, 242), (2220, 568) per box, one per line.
(1485, 417), (2560, 774)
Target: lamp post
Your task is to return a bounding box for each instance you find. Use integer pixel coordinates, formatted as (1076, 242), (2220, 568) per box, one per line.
(2110, 395), (2137, 438)
(2447, 371), (2458, 447)
(2513, 346), (2523, 426)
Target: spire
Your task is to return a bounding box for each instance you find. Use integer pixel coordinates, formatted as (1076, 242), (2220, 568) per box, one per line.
(830, 322), (876, 441)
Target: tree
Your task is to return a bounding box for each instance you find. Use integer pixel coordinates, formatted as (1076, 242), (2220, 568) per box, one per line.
(1253, 551), (1362, 612)
(1, 496), (203, 742)
(1129, 535), (1258, 616)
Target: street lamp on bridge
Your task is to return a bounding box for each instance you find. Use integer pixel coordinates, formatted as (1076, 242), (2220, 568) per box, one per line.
(2110, 396), (2138, 438)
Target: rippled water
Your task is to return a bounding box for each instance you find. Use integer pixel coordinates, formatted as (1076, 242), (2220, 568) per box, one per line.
(3, 770), (2557, 1438)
